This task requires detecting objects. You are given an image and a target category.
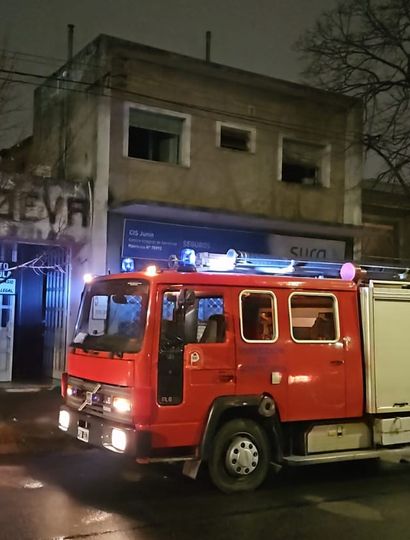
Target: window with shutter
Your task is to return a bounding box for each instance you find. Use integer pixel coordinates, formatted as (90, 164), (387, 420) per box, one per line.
(127, 107), (188, 165)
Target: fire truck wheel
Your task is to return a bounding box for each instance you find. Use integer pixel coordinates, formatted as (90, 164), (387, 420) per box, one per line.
(208, 418), (270, 493)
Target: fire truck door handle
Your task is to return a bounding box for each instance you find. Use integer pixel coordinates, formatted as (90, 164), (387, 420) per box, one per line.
(330, 359), (344, 366)
(219, 372), (234, 383)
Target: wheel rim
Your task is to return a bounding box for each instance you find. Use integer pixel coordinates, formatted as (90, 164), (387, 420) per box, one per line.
(225, 435), (259, 476)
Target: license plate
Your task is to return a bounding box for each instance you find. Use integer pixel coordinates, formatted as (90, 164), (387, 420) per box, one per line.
(77, 426), (89, 443)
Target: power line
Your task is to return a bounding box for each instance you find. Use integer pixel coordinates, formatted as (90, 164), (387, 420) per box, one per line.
(0, 67), (104, 88)
(0, 66), (359, 142)
(1, 48), (73, 64)
(0, 47), (106, 71)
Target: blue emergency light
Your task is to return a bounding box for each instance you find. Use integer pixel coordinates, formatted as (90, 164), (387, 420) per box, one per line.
(121, 257), (135, 272)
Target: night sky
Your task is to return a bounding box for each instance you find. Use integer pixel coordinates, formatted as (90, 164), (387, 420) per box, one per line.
(0, 0), (335, 147)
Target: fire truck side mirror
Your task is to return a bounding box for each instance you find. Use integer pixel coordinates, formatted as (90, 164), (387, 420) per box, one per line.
(178, 288), (196, 308)
(175, 288), (198, 344)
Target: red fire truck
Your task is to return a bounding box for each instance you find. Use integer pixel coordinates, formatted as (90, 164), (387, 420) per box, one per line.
(59, 250), (410, 493)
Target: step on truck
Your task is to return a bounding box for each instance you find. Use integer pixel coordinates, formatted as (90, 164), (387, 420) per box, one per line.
(58, 249), (410, 493)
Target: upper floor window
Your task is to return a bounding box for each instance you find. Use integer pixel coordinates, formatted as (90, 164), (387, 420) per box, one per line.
(217, 121), (256, 153)
(240, 290), (278, 343)
(126, 104), (191, 166)
(279, 138), (330, 187)
(289, 293), (339, 342)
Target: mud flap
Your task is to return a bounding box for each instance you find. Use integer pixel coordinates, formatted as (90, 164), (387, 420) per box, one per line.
(183, 459), (201, 479)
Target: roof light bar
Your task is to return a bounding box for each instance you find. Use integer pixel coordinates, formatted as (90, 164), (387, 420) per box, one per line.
(171, 248), (410, 281)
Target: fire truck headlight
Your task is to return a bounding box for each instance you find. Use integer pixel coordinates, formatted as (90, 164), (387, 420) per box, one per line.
(59, 410), (70, 431)
(112, 397), (132, 413)
(66, 384), (73, 397)
(111, 428), (127, 451)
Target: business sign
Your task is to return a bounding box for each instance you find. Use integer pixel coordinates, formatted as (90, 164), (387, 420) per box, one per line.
(122, 219), (346, 267)
(268, 235), (346, 261)
(0, 262), (12, 279)
(0, 279), (16, 295)
(122, 220), (268, 263)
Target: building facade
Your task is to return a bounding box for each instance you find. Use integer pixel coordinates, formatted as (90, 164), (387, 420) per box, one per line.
(0, 169), (90, 381)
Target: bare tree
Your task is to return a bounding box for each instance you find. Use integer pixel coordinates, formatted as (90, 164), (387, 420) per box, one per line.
(295, 0), (410, 195)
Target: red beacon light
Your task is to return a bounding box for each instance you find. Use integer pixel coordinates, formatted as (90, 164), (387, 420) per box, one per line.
(340, 262), (366, 282)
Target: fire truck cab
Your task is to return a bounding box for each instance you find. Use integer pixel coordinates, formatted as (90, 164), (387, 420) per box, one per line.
(59, 251), (410, 493)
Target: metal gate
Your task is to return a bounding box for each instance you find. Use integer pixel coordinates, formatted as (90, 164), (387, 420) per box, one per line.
(42, 247), (70, 380)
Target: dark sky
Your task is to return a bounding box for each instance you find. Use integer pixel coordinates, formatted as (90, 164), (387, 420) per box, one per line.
(0, 0), (334, 147)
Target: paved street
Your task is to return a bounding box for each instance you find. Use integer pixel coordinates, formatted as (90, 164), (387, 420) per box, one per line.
(2, 446), (410, 540)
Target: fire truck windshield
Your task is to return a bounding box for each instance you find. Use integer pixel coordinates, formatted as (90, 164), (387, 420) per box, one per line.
(72, 279), (149, 354)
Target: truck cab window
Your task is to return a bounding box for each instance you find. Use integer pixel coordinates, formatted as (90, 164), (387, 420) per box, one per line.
(290, 293), (338, 342)
(73, 279), (148, 353)
(160, 292), (225, 345)
(240, 290), (277, 342)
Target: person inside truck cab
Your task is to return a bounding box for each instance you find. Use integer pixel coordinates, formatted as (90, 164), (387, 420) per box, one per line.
(259, 309), (273, 340)
(310, 311), (335, 340)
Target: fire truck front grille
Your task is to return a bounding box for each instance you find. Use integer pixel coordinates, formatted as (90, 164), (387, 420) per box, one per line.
(66, 376), (132, 424)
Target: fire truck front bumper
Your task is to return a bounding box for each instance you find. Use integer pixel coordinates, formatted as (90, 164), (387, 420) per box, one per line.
(58, 405), (151, 457)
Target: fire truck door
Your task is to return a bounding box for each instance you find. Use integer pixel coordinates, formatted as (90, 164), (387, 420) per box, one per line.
(156, 287), (235, 446)
(287, 292), (346, 420)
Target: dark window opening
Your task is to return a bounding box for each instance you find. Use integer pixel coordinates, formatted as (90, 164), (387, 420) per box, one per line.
(220, 125), (251, 152)
(281, 138), (326, 186)
(282, 163), (319, 185)
(128, 109), (183, 164)
(128, 127), (180, 163)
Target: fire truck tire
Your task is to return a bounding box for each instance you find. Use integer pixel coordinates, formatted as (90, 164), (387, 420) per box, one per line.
(208, 418), (270, 493)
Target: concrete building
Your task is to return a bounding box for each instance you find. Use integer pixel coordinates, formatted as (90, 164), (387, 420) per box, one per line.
(1, 34), (365, 381)
(362, 180), (410, 265)
(32, 32), (363, 275)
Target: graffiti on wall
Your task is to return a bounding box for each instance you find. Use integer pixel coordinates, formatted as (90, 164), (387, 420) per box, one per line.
(0, 172), (90, 242)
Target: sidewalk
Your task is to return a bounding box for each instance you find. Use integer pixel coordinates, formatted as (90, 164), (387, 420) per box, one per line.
(0, 380), (69, 455)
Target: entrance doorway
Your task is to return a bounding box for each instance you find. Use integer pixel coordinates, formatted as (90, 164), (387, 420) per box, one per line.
(11, 244), (70, 382)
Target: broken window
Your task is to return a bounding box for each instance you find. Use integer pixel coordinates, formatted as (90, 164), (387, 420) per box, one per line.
(281, 139), (328, 186)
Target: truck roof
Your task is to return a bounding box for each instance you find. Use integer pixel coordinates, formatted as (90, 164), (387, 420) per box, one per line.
(96, 269), (358, 292)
